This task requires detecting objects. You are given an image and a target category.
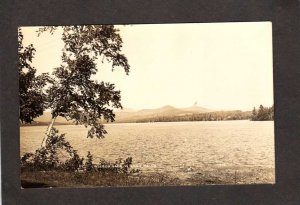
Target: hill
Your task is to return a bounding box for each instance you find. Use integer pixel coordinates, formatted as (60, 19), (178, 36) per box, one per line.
(114, 105), (213, 123)
(22, 112), (72, 126)
(21, 105), (252, 125)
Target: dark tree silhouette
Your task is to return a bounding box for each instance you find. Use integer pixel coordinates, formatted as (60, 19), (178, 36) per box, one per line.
(251, 107), (257, 119)
(18, 29), (49, 123)
(38, 25), (130, 147)
(251, 105), (274, 121)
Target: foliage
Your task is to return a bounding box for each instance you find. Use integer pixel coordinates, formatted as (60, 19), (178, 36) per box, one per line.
(85, 151), (94, 172)
(96, 157), (139, 174)
(18, 29), (50, 123)
(20, 25), (135, 179)
(21, 128), (138, 174)
(135, 110), (252, 123)
(83, 152), (139, 174)
(37, 25), (130, 138)
(63, 152), (84, 172)
(21, 171), (181, 188)
(251, 105), (274, 121)
(21, 128), (83, 171)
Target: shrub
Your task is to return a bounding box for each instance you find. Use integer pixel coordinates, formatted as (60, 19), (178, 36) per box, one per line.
(85, 151), (94, 172)
(21, 128), (82, 171)
(21, 128), (139, 175)
(63, 150), (84, 171)
(96, 157), (137, 174)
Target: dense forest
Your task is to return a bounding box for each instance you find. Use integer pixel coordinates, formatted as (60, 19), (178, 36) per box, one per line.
(134, 105), (274, 123)
(135, 110), (252, 123)
(250, 105), (274, 121)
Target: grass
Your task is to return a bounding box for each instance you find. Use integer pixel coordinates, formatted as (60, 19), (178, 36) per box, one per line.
(21, 171), (182, 188)
(21, 166), (274, 188)
(184, 167), (275, 185)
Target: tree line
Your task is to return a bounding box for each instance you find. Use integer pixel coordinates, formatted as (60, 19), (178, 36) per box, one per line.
(134, 106), (274, 123)
(136, 111), (252, 123)
(251, 105), (274, 121)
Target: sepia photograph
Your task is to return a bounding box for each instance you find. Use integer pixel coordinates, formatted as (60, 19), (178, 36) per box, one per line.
(19, 22), (274, 188)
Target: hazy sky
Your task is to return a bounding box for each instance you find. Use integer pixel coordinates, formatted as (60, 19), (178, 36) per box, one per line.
(21, 22), (273, 111)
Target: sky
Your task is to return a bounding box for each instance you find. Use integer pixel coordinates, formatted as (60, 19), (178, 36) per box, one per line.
(21, 22), (273, 111)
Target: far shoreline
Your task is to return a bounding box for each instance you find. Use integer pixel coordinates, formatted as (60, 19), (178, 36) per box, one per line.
(20, 119), (275, 127)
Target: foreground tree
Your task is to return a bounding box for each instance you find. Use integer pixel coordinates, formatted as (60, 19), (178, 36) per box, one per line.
(18, 29), (49, 123)
(39, 25), (130, 147)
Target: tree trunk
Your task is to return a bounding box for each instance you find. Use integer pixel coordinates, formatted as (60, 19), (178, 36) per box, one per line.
(41, 117), (56, 147)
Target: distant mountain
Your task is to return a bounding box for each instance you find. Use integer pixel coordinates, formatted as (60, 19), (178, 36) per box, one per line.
(26, 105), (214, 125)
(114, 105), (214, 123)
(30, 112), (72, 125)
(25, 105), (251, 125)
(182, 106), (213, 113)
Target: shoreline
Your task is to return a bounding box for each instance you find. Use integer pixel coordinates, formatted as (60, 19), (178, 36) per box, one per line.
(20, 119), (275, 127)
(21, 166), (275, 188)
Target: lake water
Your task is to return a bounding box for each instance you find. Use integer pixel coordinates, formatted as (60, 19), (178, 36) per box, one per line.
(20, 121), (274, 180)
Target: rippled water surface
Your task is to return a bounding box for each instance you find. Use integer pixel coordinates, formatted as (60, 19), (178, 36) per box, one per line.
(21, 121), (274, 179)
